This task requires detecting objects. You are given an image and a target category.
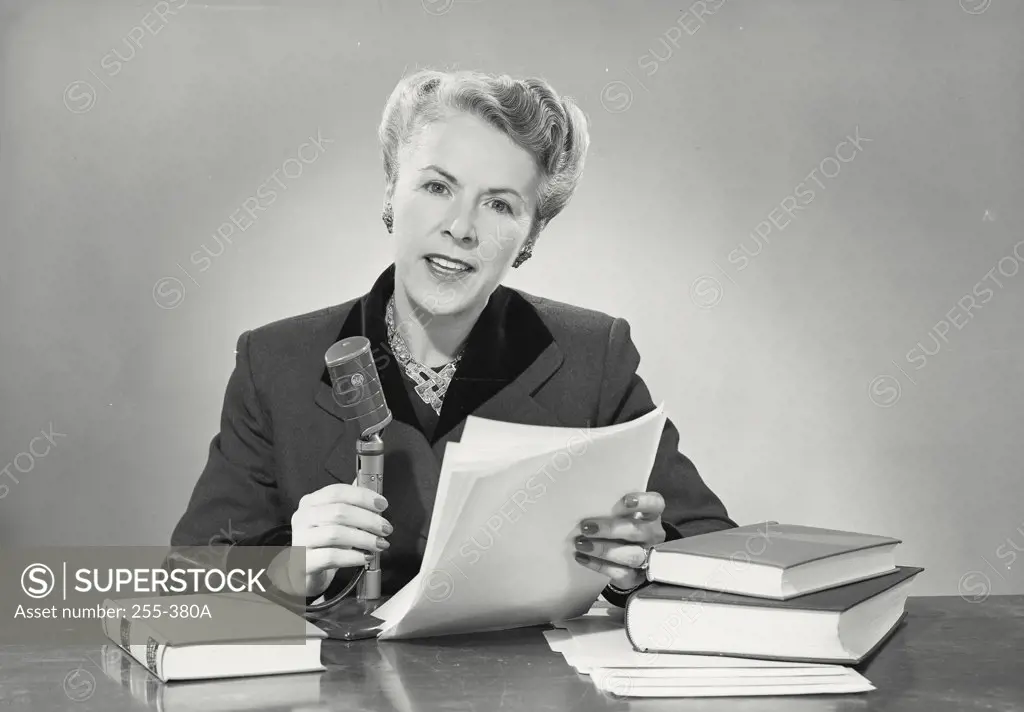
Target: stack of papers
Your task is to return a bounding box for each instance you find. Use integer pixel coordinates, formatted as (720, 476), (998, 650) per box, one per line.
(546, 602), (874, 698)
(373, 406), (668, 639)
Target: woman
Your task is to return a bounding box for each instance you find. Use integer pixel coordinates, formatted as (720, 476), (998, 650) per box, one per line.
(170, 69), (735, 610)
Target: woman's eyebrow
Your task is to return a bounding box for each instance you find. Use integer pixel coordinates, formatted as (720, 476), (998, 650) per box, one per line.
(421, 164), (525, 203)
(421, 164), (460, 185)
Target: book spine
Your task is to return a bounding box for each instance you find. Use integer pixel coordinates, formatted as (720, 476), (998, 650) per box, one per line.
(102, 607), (166, 681)
(623, 597), (642, 653)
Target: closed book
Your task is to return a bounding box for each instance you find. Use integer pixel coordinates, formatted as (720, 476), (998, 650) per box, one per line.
(646, 522), (901, 599)
(100, 593), (326, 682)
(626, 565), (923, 664)
(98, 644), (323, 712)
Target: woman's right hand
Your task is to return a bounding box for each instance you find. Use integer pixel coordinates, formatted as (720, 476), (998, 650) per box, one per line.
(271, 483), (392, 599)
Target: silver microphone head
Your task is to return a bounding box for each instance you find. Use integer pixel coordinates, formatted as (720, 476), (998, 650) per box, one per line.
(325, 336), (392, 438)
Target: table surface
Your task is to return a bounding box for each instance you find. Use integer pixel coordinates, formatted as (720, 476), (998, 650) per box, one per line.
(0, 595), (1021, 712)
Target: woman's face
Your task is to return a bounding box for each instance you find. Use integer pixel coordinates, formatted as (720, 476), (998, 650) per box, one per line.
(388, 110), (542, 318)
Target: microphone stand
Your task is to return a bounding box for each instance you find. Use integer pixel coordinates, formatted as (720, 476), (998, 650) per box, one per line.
(301, 428), (390, 640)
(355, 429), (385, 602)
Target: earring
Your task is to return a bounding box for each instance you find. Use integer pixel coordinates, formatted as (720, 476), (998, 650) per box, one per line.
(382, 203), (394, 234)
(512, 245), (533, 268)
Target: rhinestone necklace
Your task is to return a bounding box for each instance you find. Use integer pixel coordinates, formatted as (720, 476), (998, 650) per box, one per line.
(385, 294), (465, 415)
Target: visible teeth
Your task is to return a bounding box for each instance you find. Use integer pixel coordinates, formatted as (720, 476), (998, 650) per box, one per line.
(429, 257), (469, 271)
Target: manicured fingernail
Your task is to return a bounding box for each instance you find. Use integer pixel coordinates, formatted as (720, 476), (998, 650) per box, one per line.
(376, 537), (390, 550)
(375, 496), (388, 511)
(574, 552), (589, 564)
(364, 553), (375, 563)
(382, 522), (393, 536)
(580, 521), (598, 535)
(575, 538), (593, 553)
(623, 495), (639, 508)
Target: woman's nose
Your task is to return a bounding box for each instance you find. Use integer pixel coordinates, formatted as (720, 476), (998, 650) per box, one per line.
(443, 204), (477, 244)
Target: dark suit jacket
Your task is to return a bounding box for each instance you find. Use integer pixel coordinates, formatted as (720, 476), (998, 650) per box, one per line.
(170, 264), (735, 606)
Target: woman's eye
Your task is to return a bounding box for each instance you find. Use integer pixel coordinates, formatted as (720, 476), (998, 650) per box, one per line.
(490, 199), (512, 215)
(425, 181), (448, 195)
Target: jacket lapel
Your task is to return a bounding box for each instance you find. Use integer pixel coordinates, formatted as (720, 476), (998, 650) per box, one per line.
(430, 340), (566, 462)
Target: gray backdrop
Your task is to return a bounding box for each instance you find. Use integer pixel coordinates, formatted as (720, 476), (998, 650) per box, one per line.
(1, 0), (1021, 598)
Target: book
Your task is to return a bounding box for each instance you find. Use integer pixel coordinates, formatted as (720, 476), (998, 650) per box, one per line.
(546, 617), (834, 673)
(646, 522), (901, 599)
(98, 644), (323, 711)
(100, 592), (327, 682)
(545, 602), (875, 698)
(372, 406), (668, 639)
(626, 565), (923, 664)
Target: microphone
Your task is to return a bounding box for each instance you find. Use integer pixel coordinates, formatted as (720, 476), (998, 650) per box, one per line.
(324, 336), (392, 602)
(325, 336), (392, 439)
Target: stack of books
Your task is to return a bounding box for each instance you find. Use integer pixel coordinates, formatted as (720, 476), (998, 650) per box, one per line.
(629, 522), (921, 663)
(547, 522), (922, 698)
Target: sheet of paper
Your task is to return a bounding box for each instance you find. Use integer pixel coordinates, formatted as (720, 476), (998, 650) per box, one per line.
(460, 408), (659, 447)
(591, 668), (874, 697)
(593, 667), (857, 679)
(374, 406), (667, 639)
(542, 628), (574, 654)
(375, 448), (574, 632)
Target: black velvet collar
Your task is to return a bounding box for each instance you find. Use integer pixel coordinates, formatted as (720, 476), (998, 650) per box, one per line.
(319, 264), (554, 443)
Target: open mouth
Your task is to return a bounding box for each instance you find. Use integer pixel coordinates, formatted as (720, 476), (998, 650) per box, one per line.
(424, 254), (474, 275)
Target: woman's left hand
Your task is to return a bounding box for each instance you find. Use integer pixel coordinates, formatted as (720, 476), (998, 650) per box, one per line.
(573, 492), (667, 591)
